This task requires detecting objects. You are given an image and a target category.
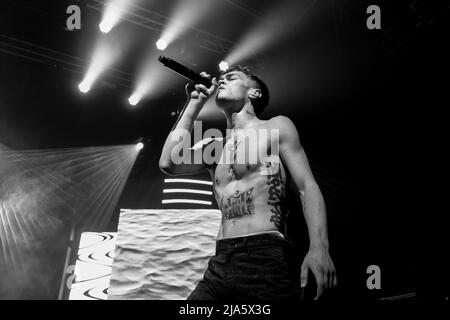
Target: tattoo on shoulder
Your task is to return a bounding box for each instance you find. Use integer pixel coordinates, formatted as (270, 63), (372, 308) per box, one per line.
(245, 110), (256, 117)
(220, 187), (255, 220)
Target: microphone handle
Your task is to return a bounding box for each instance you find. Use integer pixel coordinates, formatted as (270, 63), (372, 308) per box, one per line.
(158, 56), (212, 87)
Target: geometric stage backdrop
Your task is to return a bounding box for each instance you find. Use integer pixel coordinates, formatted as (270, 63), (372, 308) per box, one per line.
(69, 232), (117, 300)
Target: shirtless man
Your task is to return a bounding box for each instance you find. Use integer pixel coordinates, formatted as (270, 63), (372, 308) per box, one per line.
(159, 65), (337, 300)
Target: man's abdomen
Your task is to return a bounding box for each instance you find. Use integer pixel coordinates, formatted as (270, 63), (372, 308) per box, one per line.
(215, 160), (288, 240)
(217, 184), (287, 240)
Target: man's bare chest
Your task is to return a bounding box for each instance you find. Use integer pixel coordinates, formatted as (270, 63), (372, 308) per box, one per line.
(213, 129), (281, 187)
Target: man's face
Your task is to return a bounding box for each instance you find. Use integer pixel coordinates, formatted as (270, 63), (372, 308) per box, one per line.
(215, 71), (252, 109)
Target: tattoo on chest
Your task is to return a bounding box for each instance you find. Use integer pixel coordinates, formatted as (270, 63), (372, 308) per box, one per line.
(267, 169), (285, 229)
(220, 187), (255, 220)
(245, 110), (256, 118)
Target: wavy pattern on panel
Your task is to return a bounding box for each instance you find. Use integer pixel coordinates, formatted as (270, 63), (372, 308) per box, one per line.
(69, 232), (117, 300)
(109, 209), (221, 300)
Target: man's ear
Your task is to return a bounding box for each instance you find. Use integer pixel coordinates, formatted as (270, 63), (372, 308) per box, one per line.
(248, 88), (262, 99)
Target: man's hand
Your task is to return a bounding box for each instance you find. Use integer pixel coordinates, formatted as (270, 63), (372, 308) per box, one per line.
(185, 72), (217, 103)
(300, 247), (337, 300)
(159, 72), (217, 176)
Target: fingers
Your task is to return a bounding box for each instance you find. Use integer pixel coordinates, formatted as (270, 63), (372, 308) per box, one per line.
(185, 83), (195, 95)
(323, 269), (335, 290)
(326, 260), (337, 289)
(188, 72), (217, 100)
(314, 269), (337, 300)
(199, 72), (218, 94)
(329, 270), (335, 289)
(300, 262), (309, 288)
(324, 271), (330, 291)
(199, 72), (218, 89)
(315, 278), (325, 300)
(195, 84), (209, 96)
(310, 267), (325, 300)
(190, 90), (199, 99)
(329, 268), (337, 288)
(208, 77), (218, 94)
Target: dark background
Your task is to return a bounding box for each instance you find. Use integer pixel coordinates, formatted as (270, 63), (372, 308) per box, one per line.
(0, 0), (448, 300)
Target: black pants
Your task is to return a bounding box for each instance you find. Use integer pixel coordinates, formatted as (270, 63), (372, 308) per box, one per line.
(187, 233), (301, 300)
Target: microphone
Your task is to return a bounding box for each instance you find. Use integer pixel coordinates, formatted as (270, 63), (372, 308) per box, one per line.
(158, 55), (212, 88)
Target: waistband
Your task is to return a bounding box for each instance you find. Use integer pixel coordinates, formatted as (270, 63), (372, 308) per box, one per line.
(215, 231), (288, 253)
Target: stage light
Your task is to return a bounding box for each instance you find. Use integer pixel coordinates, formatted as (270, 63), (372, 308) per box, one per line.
(225, 1), (312, 66)
(0, 144), (139, 271)
(157, 1), (215, 52)
(128, 93), (141, 106)
(130, 56), (171, 104)
(98, 0), (131, 34)
(78, 81), (90, 93)
(219, 61), (229, 72)
(80, 36), (123, 97)
(156, 39), (168, 51)
(99, 21), (113, 34)
(136, 143), (144, 151)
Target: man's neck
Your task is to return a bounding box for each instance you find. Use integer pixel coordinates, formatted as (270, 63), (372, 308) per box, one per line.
(225, 103), (260, 130)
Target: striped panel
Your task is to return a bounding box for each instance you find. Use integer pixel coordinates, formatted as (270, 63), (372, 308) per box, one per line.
(162, 178), (214, 207)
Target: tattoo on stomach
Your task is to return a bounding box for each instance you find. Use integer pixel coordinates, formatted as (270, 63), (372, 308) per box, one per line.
(267, 169), (284, 229)
(221, 188), (255, 220)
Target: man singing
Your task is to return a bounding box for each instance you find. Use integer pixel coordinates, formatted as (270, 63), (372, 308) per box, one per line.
(159, 65), (337, 300)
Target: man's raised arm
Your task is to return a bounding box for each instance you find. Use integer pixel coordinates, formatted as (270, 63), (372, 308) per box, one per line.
(159, 73), (217, 175)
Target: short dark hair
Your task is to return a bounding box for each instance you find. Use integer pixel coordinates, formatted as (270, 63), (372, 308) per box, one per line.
(221, 65), (270, 116)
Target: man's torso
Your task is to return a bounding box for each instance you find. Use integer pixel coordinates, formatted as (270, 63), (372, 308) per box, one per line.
(208, 119), (289, 240)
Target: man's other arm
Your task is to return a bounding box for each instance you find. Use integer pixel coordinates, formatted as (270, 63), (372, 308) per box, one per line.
(275, 116), (337, 300)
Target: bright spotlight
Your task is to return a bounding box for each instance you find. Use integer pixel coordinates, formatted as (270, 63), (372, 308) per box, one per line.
(157, 1), (215, 56)
(128, 93), (141, 106)
(136, 143), (144, 151)
(79, 37), (122, 97)
(99, 0), (129, 34)
(78, 81), (90, 93)
(99, 21), (112, 34)
(219, 61), (229, 72)
(156, 39), (168, 51)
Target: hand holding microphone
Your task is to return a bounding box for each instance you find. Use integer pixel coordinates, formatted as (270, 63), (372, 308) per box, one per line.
(186, 72), (218, 102)
(158, 55), (218, 103)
